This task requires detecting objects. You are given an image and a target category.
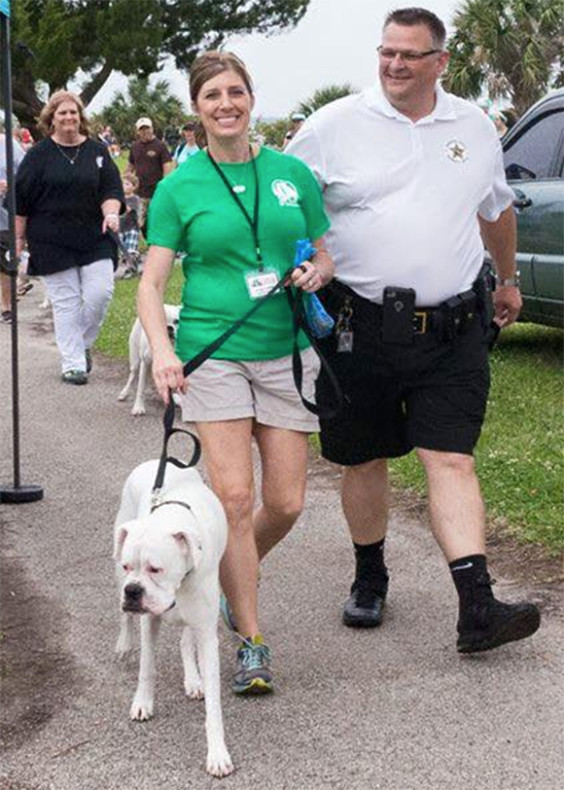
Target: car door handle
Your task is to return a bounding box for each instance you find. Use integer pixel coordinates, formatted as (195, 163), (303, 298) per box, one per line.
(513, 190), (533, 210)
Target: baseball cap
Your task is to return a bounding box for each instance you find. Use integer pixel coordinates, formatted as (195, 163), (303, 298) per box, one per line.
(291, 112), (306, 122)
(135, 117), (153, 130)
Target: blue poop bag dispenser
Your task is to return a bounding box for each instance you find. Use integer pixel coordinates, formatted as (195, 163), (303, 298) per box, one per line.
(293, 239), (334, 338)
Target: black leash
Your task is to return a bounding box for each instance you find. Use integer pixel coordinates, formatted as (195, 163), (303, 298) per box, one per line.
(151, 271), (342, 501)
(151, 397), (202, 507)
(151, 267), (291, 502)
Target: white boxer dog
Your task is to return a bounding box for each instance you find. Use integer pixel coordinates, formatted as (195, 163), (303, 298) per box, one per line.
(114, 459), (233, 778)
(118, 304), (180, 416)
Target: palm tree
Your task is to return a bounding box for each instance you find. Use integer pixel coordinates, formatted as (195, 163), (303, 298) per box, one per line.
(91, 77), (185, 144)
(444, 0), (563, 117)
(296, 83), (356, 117)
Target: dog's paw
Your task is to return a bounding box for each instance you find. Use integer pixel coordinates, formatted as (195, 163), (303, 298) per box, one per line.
(115, 644), (133, 661)
(117, 390), (128, 401)
(184, 680), (204, 700)
(131, 403), (146, 416)
(206, 748), (234, 778)
(130, 695), (153, 721)
(115, 634), (134, 659)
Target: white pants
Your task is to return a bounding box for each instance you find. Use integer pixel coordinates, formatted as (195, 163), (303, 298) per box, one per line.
(43, 259), (114, 373)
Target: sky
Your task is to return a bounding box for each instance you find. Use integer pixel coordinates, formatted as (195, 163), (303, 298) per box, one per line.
(87, 0), (461, 119)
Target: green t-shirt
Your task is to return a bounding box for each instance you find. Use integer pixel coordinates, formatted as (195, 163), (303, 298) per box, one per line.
(148, 147), (330, 361)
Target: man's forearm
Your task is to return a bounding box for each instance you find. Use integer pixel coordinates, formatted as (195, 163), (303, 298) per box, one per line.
(478, 205), (517, 280)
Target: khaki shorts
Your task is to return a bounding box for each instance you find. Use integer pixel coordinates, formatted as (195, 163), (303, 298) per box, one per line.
(179, 347), (320, 433)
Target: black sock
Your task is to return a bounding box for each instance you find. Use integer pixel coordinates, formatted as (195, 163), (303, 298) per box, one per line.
(353, 539), (388, 594)
(449, 554), (493, 615)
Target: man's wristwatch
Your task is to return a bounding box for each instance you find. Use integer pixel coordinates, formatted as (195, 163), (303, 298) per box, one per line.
(496, 271), (521, 287)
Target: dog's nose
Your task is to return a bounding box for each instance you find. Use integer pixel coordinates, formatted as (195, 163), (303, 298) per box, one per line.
(124, 583), (143, 600)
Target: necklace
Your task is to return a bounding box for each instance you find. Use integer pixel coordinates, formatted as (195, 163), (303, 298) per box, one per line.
(53, 140), (83, 166)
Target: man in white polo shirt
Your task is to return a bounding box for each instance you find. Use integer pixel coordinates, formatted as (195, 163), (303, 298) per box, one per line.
(287, 7), (540, 654)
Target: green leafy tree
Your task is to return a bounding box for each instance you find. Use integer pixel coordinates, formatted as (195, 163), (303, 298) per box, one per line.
(444, 0), (564, 116)
(296, 83), (356, 117)
(90, 77), (185, 144)
(253, 118), (289, 149)
(8, 0), (310, 134)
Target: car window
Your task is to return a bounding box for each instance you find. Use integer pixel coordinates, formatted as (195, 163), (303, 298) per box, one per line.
(504, 110), (564, 180)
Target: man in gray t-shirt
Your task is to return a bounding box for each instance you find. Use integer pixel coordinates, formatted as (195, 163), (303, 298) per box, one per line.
(1, 131), (26, 321)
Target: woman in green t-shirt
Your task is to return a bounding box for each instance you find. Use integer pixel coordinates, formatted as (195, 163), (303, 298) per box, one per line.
(138, 51), (334, 697)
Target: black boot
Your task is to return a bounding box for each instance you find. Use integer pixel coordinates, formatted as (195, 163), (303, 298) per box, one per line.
(451, 556), (541, 653)
(343, 540), (388, 628)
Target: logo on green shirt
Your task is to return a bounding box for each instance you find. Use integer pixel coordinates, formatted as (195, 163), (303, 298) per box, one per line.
(271, 179), (299, 207)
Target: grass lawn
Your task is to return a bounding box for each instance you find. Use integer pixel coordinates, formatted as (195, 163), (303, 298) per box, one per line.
(115, 150), (129, 173)
(389, 323), (563, 554)
(97, 280), (563, 553)
(96, 264), (183, 358)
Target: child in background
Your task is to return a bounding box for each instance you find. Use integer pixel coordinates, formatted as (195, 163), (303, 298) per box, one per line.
(118, 173), (142, 278)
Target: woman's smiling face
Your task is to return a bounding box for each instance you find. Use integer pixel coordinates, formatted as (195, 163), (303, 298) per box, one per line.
(193, 69), (254, 146)
(52, 100), (81, 137)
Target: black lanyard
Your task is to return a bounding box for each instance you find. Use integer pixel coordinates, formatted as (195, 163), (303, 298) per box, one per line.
(206, 147), (263, 268)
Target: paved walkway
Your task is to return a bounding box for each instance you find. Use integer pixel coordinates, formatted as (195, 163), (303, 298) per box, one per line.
(1, 291), (562, 790)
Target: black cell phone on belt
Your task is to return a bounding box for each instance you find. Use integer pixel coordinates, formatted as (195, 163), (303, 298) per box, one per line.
(382, 286), (416, 344)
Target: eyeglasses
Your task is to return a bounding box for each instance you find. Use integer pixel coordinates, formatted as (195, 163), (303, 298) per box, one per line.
(377, 46), (442, 62)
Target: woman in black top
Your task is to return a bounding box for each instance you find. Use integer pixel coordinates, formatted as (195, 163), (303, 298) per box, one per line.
(15, 91), (124, 384)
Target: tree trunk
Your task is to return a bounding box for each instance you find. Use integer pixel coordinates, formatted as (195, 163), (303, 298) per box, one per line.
(80, 61), (114, 109)
(12, 73), (44, 139)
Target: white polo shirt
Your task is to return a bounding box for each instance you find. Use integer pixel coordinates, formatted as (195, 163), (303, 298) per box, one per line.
(287, 85), (514, 305)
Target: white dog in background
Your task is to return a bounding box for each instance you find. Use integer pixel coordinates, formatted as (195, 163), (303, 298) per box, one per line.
(118, 304), (180, 415)
(114, 459), (233, 778)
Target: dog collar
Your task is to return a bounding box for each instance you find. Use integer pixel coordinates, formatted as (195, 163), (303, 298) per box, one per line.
(150, 499), (193, 515)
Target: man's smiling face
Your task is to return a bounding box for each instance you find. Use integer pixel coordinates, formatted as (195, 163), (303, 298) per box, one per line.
(378, 23), (448, 115)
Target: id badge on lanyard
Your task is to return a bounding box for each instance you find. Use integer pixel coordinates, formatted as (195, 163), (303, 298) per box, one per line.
(245, 268), (279, 300)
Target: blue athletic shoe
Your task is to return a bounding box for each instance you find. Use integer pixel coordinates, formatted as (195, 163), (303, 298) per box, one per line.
(232, 635), (273, 695)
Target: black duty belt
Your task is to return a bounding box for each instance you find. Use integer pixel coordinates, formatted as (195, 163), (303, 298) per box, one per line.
(326, 280), (481, 339)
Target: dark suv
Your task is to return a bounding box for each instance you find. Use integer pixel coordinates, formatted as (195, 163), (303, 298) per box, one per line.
(501, 90), (564, 328)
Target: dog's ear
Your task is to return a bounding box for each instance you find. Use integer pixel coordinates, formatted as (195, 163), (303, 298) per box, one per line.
(113, 525), (129, 562)
(172, 531), (203, 571)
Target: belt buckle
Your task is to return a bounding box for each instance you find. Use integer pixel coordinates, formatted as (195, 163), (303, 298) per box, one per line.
(413, 311), (427, 334)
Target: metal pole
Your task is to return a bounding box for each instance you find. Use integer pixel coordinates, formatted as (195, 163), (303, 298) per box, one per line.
(0, 8), (43, 503)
